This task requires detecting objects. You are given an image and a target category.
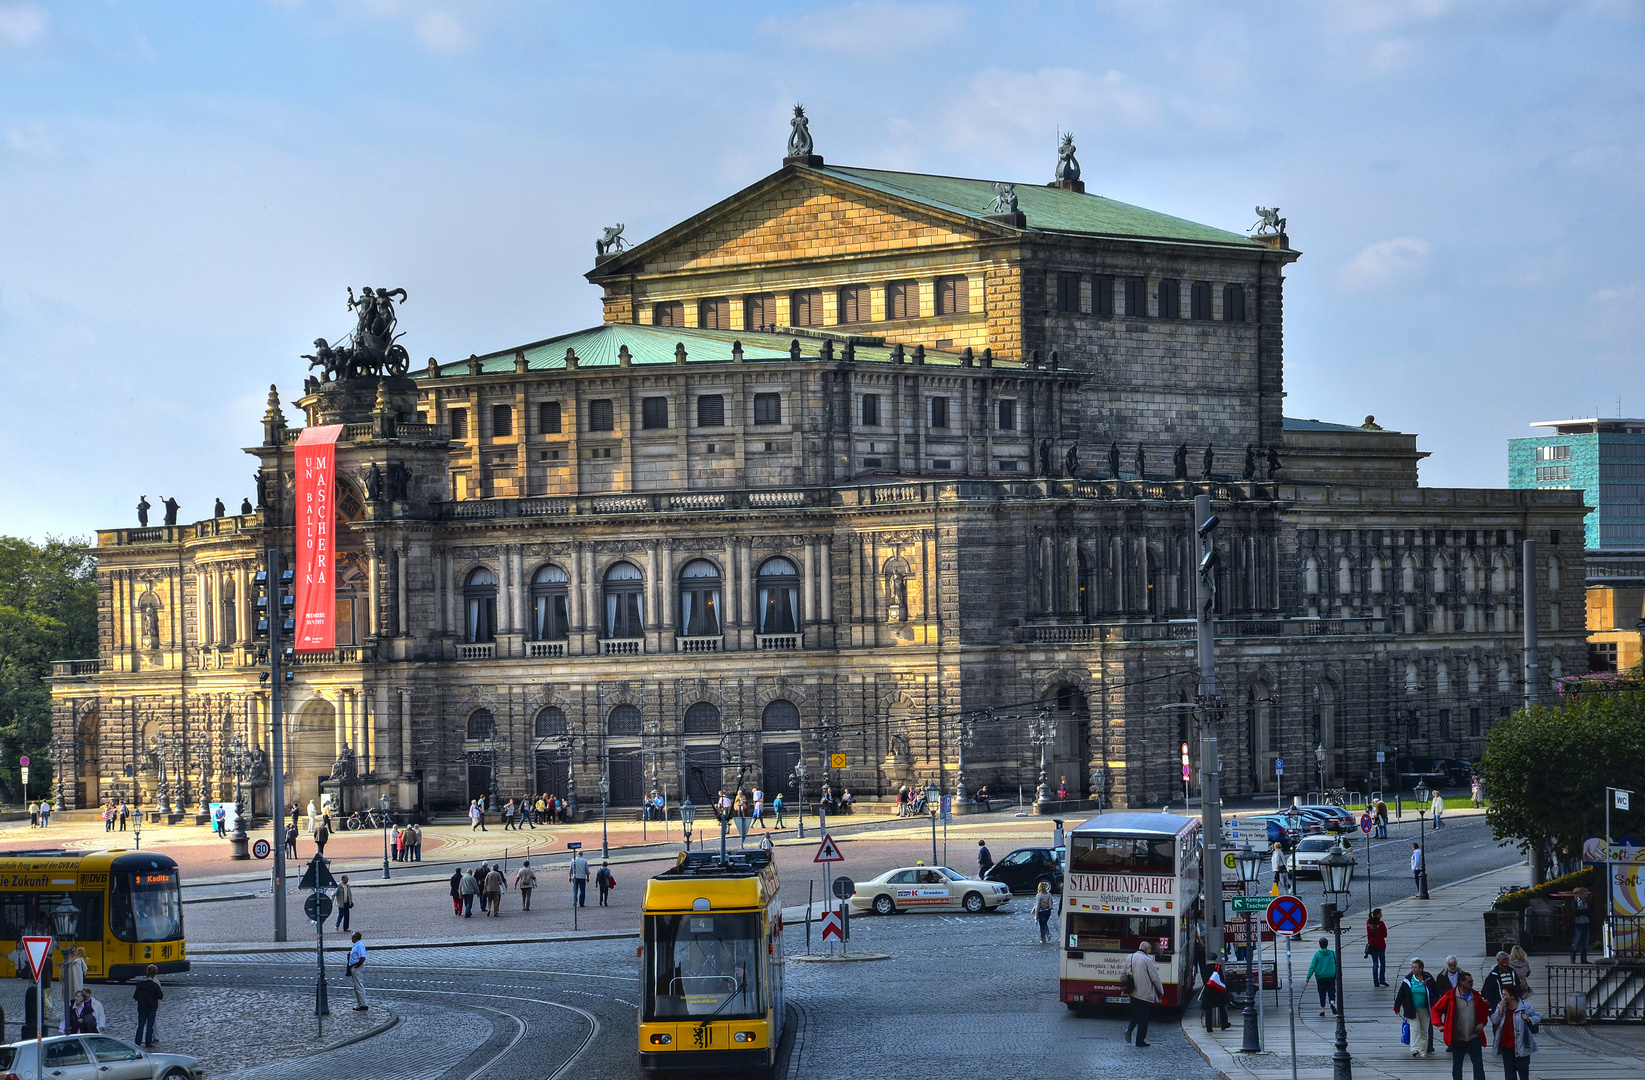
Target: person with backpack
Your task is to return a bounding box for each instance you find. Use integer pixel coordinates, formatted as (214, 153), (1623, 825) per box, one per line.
(1033, 881), (1055, 943)
(1122, 941), (1164, 1047)
(595, 861), (615, 906)
(515, 860), (538, 911)
(1305, 936), (1339, 1016)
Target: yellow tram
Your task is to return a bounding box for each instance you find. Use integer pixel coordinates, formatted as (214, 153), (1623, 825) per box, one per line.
(0, 850), (189, 982)
(639, 849), (784, 1077)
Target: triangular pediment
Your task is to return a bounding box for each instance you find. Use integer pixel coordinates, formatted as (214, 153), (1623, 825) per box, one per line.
(590, 167), (1004, 280)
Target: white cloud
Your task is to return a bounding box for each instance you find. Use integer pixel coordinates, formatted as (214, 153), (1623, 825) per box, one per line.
(1340, 236), (1433, 290)
(940, 67), (1159, 155)
(413, 10), (472, 53)
(758, 2), (964, 56)
(0, 2), (46, 47)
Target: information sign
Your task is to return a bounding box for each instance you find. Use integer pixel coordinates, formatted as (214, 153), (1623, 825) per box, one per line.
(1275, 758), (1284, 774)
(1231, 895), (1269, 913)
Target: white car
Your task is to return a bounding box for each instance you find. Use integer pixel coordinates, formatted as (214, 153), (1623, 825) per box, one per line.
(849, 865), (1013, 915)
(1292, 834), (1354, 877)
(0, 1034), (204, 1080)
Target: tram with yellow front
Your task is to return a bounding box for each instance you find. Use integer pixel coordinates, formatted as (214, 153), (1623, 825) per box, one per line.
(639, 849), (784, 1078)
(0, 849), (188, 982)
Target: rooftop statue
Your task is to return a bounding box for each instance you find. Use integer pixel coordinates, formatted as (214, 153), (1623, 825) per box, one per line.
(1055, 132), (1080, 184)
(787, 103), (814, 158)
(595, 224), (627, 256)
(989, 183), (1019, 215)
(1251, 206), (1286, 236)
(302, 287), (411, 383)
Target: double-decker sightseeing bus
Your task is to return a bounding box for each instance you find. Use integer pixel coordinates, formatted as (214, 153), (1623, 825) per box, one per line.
(640, 849), (784, 1078)
(1059, 812), (1201, 1013)
(0, 850), (188, 982)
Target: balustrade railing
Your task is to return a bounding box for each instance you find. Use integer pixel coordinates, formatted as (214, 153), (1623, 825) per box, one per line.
(601, 638), (643, 656)
(677, 636), (722, 653)
(526, 641), (566, 658)
(456, 643), (496, 660)
(756, 634), (801, 650)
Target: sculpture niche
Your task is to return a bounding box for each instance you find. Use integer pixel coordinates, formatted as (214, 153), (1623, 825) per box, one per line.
(301, 286), (412, 383)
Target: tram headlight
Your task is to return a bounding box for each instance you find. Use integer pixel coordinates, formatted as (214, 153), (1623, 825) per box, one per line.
(649, 1033), (672, 1045)
(734, 1031), (756, 1043)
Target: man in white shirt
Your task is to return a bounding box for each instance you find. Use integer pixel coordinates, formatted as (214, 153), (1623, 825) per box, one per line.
(570, 851), (590, 907)
(346, 932), (369, 1010)
(1412, 843), (1425, 890)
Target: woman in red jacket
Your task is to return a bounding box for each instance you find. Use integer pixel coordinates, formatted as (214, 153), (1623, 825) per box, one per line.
(1431, 970), (1490, 1080)
(1365, 908), (1389, 987)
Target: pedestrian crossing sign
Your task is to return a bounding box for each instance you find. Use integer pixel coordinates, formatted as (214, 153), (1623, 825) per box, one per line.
(814, 833), (844, 863)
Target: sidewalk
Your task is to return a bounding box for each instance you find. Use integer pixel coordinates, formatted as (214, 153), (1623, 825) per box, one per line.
(1182, 864), (1645, 1079)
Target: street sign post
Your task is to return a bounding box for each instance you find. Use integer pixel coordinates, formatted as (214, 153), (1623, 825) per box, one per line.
(1265, 895), (1308, 938)
(1359, 813), (1373, 834)
(1232, 895), (1270, 913)
(252, 838), (272, 859)
(832, 876), (854, 900)
(829, 753), (848, 769)
(820, 910), (843, 941)
(303, 893), (334, 923)
(814, 834), (843, 863)
(1274, 758), (1284, 811)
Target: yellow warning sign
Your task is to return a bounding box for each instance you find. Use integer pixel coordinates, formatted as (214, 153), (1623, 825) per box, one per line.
(830, 753), (848, 769)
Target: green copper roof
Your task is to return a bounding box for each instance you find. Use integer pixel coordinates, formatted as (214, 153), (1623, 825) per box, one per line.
(416, 322), (1032, 378)
(819, 166), (1263, 248)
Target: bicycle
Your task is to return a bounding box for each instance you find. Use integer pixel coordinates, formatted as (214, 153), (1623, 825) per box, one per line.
(1324, 788), (1351, 807)
(345, 809), (386, 831)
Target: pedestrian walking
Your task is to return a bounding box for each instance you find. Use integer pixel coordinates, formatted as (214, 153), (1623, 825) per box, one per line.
(1034, 881), (1055, 943)
(346, 932), (369, 1010)
(68, 989), (98, 1034)
(1057, 776), (1069, 800)
(595, 860), (614, 906)
(1412, 842), (1425, 890)
(475, 862), (491, 913)
(1122, 940), (1164, 1047)
(470, 799), (487, 831)
(484, 864), (505, 916)
(1471, 775), (1484, 808)
(313, 820), (330, 856)
(1366, 908), (1389, 986)
(1374, 798), (1390, 838)
(1489, 983), (1539, 1080)
(1570, 887), (1592, 963)
(570, 849), (590, 907)
(1274, 844), (1293, 894)
(977, 839), (994, 877)
(212, 803), (226, 837)
(450, 867), (464, 916)
(1482, 952), (1520, 1010)
(132, 964), (162, 1048)
(459, 867), (479, 916)
(772, 792), (785, 828)
(1432, 969), (1489, 1080)
(410, 821), (422, 861)
(1202, 953), (1230, 1031)
(1430, 789), (1445, 829)
(524, 796), (537, 829)
(516, 860), (537, 911)
(1394, 958), (1438, 1056)
(1438, 955), (1464, 993)
(753, 787), (765, 827)
(118, 801), (129, 830)
(502, 799), (517, 831)
(103, 802), (115, 832)
(391, 825), (404, 862)
(27, 801), (38, 828)
(1507, 946), (1533, 998)
(1305, 936), (1339, 1016)
(285, 822), (299, 859)
(333, 875), (354, 931)
(39, 802), (50, 827)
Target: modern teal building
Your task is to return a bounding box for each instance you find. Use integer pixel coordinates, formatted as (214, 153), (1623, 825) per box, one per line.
(1509, 419), (1645, 549)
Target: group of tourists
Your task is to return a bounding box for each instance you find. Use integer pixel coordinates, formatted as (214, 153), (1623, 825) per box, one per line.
(1392, 949), (1539, 1079)
(472, 793), (575, 831)
(26, 800), (55, 827)
(448, 855), (616, 915)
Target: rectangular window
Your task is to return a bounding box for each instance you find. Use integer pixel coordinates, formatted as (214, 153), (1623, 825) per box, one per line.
(641, 396), (669, 430)
(538, 401), (562, 434)
(743, 293), (774, 331)
(1158, 279), (1180, 319)
(698, 297), (730, 330)
(753, 393), (782, 425)
(1222, 283), (1246, 322)
(491, 403), (513, 437)
(1093, 274), (1114, 316)
(449, 407), (469, 439)
(936, 275), (970, 315)
(837, 284), (869, 324)
(997, 399), (1016, 430)
(1190, 281), (1212, 320)
(1535, 465), (1570, 482)
(1124, 277), (1147, 316)
(696, 394), (725, 427)
(653, 301), (683, 327)
(1534, 445), (1571, 461)
(929, 396), (949, 429)
(1469, 707), (1482, 737)
(1056, 272), (1080, 313)
(931, 459), (952, 470)
(996, 459), (1018, 471)
(1439, 708), (1452, 739)
(861, 394), (880, 426)
(790, 288), (822, 327)
(588, 399), (614, 432)
(886, 280), (918, 320)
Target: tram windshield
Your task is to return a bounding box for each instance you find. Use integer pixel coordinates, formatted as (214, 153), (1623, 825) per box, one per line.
(644, 912), (762, 1021)
(111, 870), (183, 943)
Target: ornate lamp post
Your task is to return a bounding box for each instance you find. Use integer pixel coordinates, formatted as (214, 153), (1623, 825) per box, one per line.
(953, 711), (984, 816)
(1315, 743), (1327, 800)
(150, 732), (178, 815)
(192, 734), (213, 812)
(926, 779), (941, 865)
(564, 740), (580, 821)
(599, 775), (611, 861)
(1234, 843), (1266, 1052)
(1320, 841), (1358, 1080)
(224, 734), (252, 859)
(680, 796), (696, 852)
(49, 736), (66, 811)
(1028, 708), (1057, 807)
(1091, 765), (1106, 812)
(379, 792), (392, 880)
(1412, 780), (1431, 899)
(791, 758), (809, 839)
(51, 892), (80, 1031)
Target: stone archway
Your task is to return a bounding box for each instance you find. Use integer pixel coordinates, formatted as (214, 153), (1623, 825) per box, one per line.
(287, 696), (337, 812)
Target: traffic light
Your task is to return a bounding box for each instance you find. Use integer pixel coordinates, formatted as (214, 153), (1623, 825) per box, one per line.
(279, 569), (295, 635)
(253, 569), (270, 642)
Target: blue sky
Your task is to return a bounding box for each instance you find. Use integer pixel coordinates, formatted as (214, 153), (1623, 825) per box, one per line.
(2, 1), (1642, 539)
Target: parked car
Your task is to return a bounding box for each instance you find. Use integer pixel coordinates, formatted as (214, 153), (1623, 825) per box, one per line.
(1244, 814), (1322, 847)
(0, 1034), (203, 1080)
(1398, 757), (1472, 790)
(1292, 834), (1356, 877)
(849, 865), (1013, 915)
(1297, 805), (1358, 833)
(982, 846), (1064, 894)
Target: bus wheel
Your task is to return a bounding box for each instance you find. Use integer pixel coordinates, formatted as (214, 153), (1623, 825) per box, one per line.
(962, 892), (985, 913)
(872, 894), (896, 916)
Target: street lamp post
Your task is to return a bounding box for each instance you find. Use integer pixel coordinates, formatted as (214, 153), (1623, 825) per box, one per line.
(953, 711), (983, 816)
(192, 734), (212, 812)
(1412, 780), (1431, 899)
(564, 744), (580, 821)
(50, 736), (66, 813)
(681, 796), (696, 852)
(225, 735), (251, 860)
(1320, 841), (1358, 1080)
(926, 779), (941, 866)
(1315, 743), (1326, 800)
(51, 892), (80, 1035)
(1028, 708), (1057, 808)
(379, 793), (392, 880)
(599, 775), (611, 862)
(791, 759), (808, 839)
(1234, 843), (1265, 1052)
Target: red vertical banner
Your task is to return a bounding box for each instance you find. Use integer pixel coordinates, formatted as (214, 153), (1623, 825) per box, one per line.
(294, 424), (344, 652)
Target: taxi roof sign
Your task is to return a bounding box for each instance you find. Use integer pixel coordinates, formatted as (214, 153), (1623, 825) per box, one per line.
(814, 834), (844, 863)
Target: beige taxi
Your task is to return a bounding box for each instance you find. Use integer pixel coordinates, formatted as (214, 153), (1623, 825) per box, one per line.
(848, 865), (1013, 915)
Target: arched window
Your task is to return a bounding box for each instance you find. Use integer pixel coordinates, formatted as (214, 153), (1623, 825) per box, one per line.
(530, 564), (569, 641)
(761, 699), (800, 732)
(1463, 557), (1479, 594)
(1436, 661), (1450, 696)
(756, 557), (800, 635)
(1369, 557), (1385, 594)
(1467, 660), (1480, 695)
(534, 706), (567, 738)
(678, 560), (722, 637)
(1401, 555), (1418, 594)
(1497, 658), (1511, 692)
(464, 568), (497, 643)
(603, 562), (644, 638)
(1303, 556), (1320, 596)
(1405, 661), (1420, 694)
(608, 704), (641, 737)
(1492, 555), (1511, 594)
(1548, 556), (1561, 592)
(467, 708), (495, 740)
(1432, 556), (1448, 594)
(1337, 556), (1354, 595)
(684, 702), (722, 734)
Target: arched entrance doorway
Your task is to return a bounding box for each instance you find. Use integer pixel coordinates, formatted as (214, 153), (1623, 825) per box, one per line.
(287, 696), (337, 812)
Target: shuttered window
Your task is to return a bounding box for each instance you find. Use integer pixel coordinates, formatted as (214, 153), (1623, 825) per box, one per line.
(861, 394), (880, 426)
(997, 399), (1016, 430)
(837, 285), (869, 324)
(1056, 272), (1079, 313)
(1093, 275), (1114, 316)
(1190, 281), (1212, 320)
(641, 397), (668, 429)
(753, 393), (782, 425)
(1124, 277), (1147, 316)
(744, 293), (775, 331)
(492, 404), (513, 438)
(696, 394), (725, 427)
(929, 396), (949, 429)
(653, 301), (683, 327)
(791, 289), (822, 327)
(538, 401), (562, 434)
(449, 408), (469, 439)
(698, 297), (730, 329)
(936, 275), (970, 315)
(1223, 283), (1246, 322)
(1158, 279), (1180, 319)
(588, 399), (614, 432)
(886, 280), (918, 320)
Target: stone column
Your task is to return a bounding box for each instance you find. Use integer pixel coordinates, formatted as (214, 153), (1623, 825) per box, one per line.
(661, 542), (675, 631)
(236, 564), (251, 646)
(396, 545), (409, 636)
(399, 689), (412, 777)
(803, 539), (817, 624)
(724, 537), (738, 627)
(368, 548), (380, 638)
(646, 541), (661, 630)
(820, 540), (833, 623)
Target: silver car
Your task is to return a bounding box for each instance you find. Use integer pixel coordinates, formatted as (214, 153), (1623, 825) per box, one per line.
(0, 1034), (203, 1080)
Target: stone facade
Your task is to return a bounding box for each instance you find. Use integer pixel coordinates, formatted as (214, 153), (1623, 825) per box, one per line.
(49, 157), (1588, 818)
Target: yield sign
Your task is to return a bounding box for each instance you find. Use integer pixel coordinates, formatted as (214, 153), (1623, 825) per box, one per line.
(1266, 895), (1308, 937)
(21, 937), (52, 982)
(813, 833), (844, 863)
(820, 910), (844, 941)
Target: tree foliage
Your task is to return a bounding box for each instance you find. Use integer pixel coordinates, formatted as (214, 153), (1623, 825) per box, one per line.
(0, 536), (98, 799)
(1482, 688), (1645, 857)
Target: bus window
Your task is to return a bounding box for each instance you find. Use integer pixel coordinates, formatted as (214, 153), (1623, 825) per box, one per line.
(111, 871), (183, 943)
(644, 912), (763, 1021)
(0, 892), (104, 943)
(1066, 913), (1174, 957)
(1069, 835), (1176, 873)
